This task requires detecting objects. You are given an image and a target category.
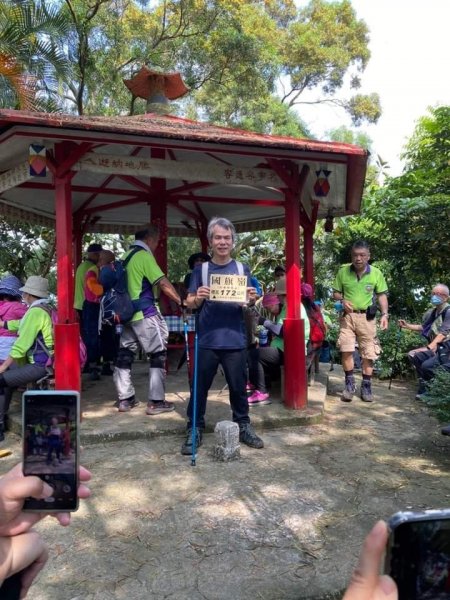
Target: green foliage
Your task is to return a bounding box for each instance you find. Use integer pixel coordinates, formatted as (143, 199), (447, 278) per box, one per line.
(167, 237), (203, 283)
(235, 230), (287, 288)
(0, 218), (55, 281)
(1, 0), (379, 129)
(421, 368), (450, 423)
(0, 0), (71, 110)
(313, 104), (450, 320)
(374, 324), (423, 380)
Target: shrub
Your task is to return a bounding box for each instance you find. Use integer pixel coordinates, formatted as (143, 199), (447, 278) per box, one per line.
(421, 368), (450, 423)
(374, 323), (422, 379)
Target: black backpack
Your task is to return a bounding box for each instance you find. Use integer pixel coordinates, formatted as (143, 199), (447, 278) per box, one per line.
(99, 246), (143, 326)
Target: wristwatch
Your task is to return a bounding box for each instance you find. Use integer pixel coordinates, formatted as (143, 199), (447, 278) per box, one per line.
(381, 312), (389, 317)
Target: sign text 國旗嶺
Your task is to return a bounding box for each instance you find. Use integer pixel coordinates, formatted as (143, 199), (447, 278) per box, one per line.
(209, 275), (247, 303)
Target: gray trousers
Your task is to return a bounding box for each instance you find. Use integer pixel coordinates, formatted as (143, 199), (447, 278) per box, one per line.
(113, 314), (168, 403)
(0, 363), (48, 424)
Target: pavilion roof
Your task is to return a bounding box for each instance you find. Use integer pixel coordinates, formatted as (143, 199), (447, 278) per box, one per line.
(0, 109), (368, 235)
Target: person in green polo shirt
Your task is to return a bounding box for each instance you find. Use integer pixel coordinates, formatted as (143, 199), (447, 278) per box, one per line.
(73, 242), (103, 323)
(333, 240), (389, 403)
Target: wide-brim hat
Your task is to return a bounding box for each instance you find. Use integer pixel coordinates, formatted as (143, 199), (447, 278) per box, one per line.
(19, 275), (49, 298)
(188, 252), (210, 270)
(0, 274), (23, 299)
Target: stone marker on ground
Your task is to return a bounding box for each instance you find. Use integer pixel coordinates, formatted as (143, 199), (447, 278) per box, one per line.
(213, 420), (240, 461)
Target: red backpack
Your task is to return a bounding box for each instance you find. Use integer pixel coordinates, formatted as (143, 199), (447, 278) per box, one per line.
(307, 308), (326, 349)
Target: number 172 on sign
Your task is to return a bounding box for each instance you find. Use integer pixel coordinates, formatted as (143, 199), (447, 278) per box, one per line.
(209, 275), (247, 303)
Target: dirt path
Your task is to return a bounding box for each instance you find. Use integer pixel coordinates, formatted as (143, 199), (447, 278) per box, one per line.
(1, 367), (449, 599)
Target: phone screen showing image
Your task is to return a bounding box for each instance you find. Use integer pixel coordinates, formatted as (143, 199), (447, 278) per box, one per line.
(22, 391), (79, 511)
(387, 518), (450, 600)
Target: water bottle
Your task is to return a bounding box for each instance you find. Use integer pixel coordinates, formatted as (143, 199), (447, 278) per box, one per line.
(258, 328), (268, 347)
(334, 300), (344, 313)
(115, 322), (123, 335)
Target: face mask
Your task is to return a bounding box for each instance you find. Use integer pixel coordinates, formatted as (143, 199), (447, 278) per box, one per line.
(430, 295), (443, 305)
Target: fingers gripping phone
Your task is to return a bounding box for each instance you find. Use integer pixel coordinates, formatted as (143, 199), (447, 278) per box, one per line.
(385, 509), (450, 600)
(22, 391), (80, 511)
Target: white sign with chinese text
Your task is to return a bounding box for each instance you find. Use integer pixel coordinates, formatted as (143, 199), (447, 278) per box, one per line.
(75, 153), (284, 188)
(209, 274), (247, 303)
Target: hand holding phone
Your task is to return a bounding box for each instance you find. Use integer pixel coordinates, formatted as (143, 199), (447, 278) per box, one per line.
(385, 509), (450, 600)
(22, 391), (80, 512)
(343, 520), (397, 600)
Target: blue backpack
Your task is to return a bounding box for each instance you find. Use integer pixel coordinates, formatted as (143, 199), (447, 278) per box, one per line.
(99, 246), (143, 326)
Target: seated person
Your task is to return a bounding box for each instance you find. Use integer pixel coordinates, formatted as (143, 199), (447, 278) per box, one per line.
(0, 276), (53, 442)
(248, 277), (309, 406)
(0, 275), (28, 435)
(398, 283), (450, 397)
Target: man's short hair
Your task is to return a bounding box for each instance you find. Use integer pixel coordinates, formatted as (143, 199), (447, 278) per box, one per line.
(87, 243), (102, 253)
(434, 283), (450, 296)
(135, 224), (160, 241)
(274, 266), (285, 276)
(351, 240), (370, 252)
(207, 217), (236, 244)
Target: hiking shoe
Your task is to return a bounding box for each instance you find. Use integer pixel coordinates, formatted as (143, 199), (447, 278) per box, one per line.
(239, 424), (264, 449)
(180, 428), (203, 455)
(248, 391), (271, 406)
(89, 368), (101, 381)
(101, 363), (114, 376)
(341, 378), (356, 402)
(146, 401), (175, 415)
(118, 397), (140, 412)
(360, 381), (374, 403)
(441, 425), (450, 436)
(246, 382), (256, 393)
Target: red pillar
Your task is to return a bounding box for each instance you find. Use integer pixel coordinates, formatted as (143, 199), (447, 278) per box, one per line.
(54, 172), (80, 391)
(283, 186), (307, 409)
(303, 227), (314, 287)
(150, 148), (168, 272)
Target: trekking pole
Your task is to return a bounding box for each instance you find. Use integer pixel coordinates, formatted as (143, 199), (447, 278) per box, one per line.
(388, 324), (402, 390)
(191, 312), (199, 467)
(182, 307), (191, 388)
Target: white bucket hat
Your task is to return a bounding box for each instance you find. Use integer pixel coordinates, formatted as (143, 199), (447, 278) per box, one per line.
(19, 276), (49, 299)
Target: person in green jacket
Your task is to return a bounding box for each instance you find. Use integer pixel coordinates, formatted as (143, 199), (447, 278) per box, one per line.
(0, 276), (53, 441)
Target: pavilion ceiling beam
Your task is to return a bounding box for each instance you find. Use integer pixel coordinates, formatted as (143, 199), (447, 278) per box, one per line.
(174, 195), (284, 207)
(19, 181), (148, 197)
(0, 161), (34, 194)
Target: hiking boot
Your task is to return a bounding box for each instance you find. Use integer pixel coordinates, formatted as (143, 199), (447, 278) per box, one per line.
(118, 397), (140, 412)
(180, 428), (203, 455)
(89, 368), (101, 381)
(101, 363), (114, 376)
(341, 378), (356, 402)
(360, 381), (374, 402)
(441, 425), (450, 436)
(146, 401), (175, 416)
(248, 391), (271, 406)
(239, 423), (264, 449)
(415, 378), (427, 400)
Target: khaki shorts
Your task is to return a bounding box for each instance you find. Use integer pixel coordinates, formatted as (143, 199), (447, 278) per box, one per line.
(337, 313), (381, 360)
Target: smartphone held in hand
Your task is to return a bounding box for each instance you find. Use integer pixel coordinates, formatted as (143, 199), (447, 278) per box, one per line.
(22, 390), (80, 511)
(385, 509), (450, 600)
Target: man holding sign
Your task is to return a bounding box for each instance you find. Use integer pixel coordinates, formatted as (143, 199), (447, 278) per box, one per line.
(182, 217), (264, 455)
